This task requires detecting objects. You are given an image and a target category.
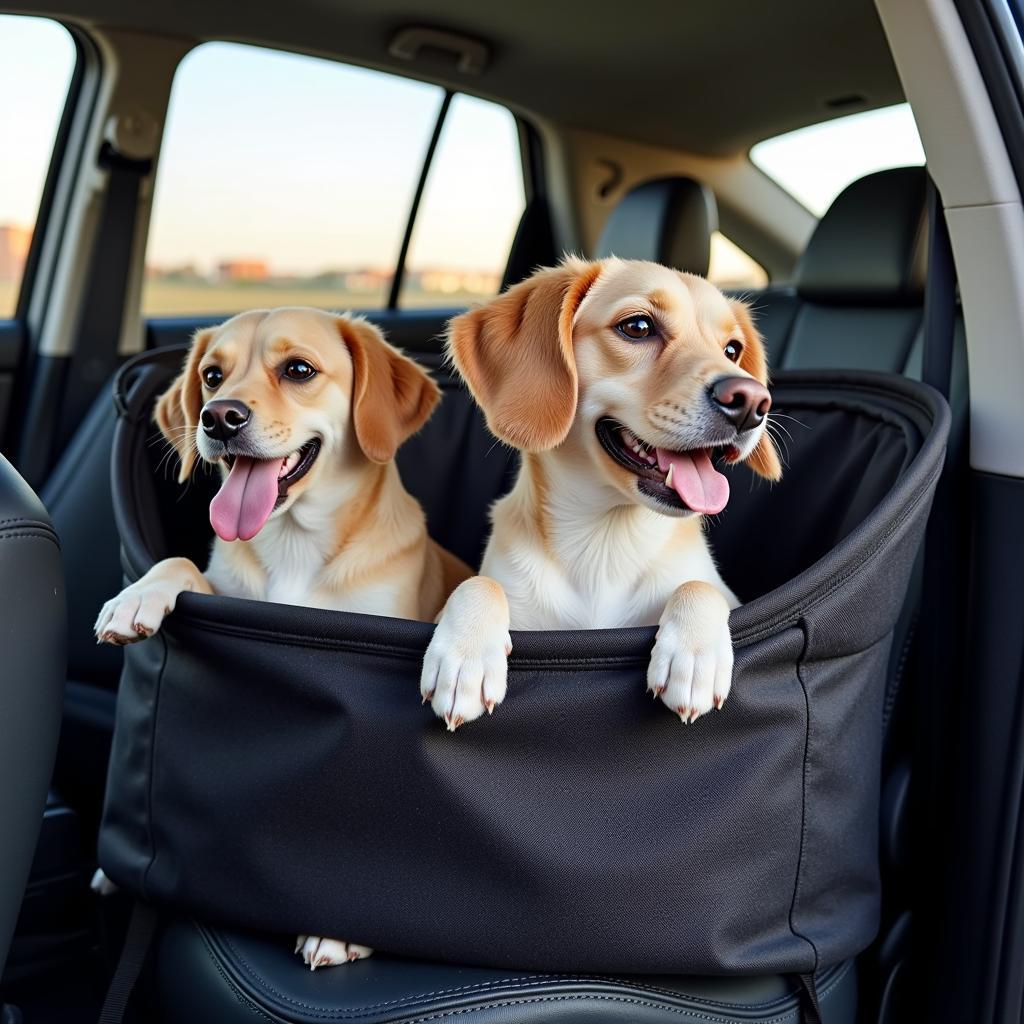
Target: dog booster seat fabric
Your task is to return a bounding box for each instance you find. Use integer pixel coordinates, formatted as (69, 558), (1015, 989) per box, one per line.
(99, 345), (949, 977)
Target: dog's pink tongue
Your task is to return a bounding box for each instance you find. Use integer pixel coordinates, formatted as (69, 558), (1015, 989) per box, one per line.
(656, 447), (730, 515)
(209, 457), (285, 542)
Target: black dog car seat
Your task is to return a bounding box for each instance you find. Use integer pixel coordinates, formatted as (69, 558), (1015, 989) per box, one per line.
(98, 346), (948, 993)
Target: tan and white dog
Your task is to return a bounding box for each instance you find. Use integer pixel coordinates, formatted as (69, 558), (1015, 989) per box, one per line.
(95, 306), (471, 969)
(420, 257), (782, 730)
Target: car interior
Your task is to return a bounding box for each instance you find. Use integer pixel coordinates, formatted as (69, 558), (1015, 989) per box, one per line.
(1, 0), (1023, 1022)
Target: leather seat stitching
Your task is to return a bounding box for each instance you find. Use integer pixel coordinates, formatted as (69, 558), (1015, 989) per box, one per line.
(213, 930), (850, 1019)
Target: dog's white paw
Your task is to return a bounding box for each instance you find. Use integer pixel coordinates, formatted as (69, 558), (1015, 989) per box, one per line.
(90, 868), (119, 896)
(94, 581), (178, 645)
(420, 577), (511, 730)
(295, 936), (373, 970)
(646, 582), (733, 723)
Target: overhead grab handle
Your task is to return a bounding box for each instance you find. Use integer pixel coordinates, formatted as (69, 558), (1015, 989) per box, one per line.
(388, 26), (489, 75)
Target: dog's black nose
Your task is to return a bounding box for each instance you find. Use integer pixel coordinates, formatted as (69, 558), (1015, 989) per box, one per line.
(709, 376), (771, 433)
(201, 399), (251, 441)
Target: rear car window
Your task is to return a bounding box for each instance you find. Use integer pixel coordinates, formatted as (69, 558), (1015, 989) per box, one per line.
(143, 43), (526, 317)
(708, 232), (768, 291)
(400, 94), (525, 308)
(0, 15), (76, 317)
(143, 42), (445, 316)
(750, 103), (924, 216)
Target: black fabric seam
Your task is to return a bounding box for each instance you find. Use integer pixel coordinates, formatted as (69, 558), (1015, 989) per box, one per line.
(787, 619), (821, 975)
(167, 616), (664, 669)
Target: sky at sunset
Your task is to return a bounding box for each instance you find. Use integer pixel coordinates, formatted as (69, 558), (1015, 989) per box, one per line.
(1, 16), (75, 228)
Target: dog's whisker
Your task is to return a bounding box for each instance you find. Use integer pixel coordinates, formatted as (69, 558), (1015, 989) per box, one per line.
(768, 412), (810, 431)
(764, 425), (791, 469)
(766, 422), (795, 454)
(765, 418), (789, 450)
(765, 421), (790, 453)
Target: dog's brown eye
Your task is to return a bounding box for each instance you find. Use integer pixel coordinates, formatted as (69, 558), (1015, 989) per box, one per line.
(202, 366), (223, 389)
(724, 340), (743, 362)
(283, 359), (317, 382)
(616, 315), (656, 341)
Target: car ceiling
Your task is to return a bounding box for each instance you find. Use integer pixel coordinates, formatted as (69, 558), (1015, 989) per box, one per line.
(15, 0), (904, 155)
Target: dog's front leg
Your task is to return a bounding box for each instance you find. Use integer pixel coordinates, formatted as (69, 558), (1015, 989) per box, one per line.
(646, 581), (733, 723)
(420, 576), (512, 730)
(94, 557), (213, 645)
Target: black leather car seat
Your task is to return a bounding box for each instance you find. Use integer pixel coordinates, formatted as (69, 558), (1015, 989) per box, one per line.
(0, 455), (65, 977)
(758, 167), (928, 372)
(43, 390), (124, 832)
(157, 921), (856, 1023)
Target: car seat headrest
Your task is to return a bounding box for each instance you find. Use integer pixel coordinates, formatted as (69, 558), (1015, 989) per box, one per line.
(596, 176), (718, 278)
(794, 166), (928, 307)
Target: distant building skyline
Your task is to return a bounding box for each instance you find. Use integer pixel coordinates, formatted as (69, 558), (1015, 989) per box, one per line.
(0, 225), (32, 281)
(0, 220), (502, 297)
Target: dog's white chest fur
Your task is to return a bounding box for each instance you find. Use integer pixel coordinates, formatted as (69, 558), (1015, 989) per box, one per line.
(203, 481), (427, 619)
(483, 496), (735, 631)
(264, 540), (325, 605)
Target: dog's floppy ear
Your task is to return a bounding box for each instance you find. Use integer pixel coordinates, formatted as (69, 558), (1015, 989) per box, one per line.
(730, 299), (782, 482)
(154, 327), (214, 483)
(447, 258), (603, 451)
(340, 316), (441, 464)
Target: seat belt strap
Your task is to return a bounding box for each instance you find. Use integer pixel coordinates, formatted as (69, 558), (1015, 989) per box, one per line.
(923, 177), (956, 398)
(97, 901), (159, 1024)
(59, 142), (151, 449)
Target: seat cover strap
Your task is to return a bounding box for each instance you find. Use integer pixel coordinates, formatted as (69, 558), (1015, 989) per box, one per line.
(798, 972), (823, 1024)
(97, 901), (159, 1024)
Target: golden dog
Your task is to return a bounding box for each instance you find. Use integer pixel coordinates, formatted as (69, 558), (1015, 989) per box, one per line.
(421, 257), (782, 729)
(96, 306), (471, 968)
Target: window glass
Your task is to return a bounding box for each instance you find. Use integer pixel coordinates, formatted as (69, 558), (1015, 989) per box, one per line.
(751, 103), (924, 216)
(0, 16), (76, 317)
(143, 42), (444, 316)
(400, 94), (525, 308)
(708, 232), (768, 291)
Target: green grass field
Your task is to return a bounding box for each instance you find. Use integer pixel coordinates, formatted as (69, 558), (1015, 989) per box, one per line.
(0, 281), (17, 318)
(0, 279), (485, 319)
(142, 282), (384, 316)
(139, 281), (487, 316)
